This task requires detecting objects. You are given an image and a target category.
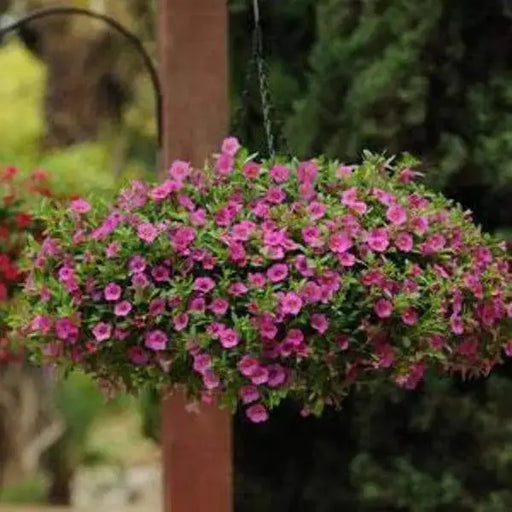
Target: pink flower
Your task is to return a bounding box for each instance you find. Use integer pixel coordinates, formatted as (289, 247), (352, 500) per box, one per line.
(243, 162), (261, 180)
(311, 313), (329, 334)
(374, 299), (393, 319)
(70, 198), (91, 214)
(232, 221), (255, 241)
(329, 232), (352, 254)
(58, 266), (74, 283)
(504, 341), (512, 357)
(114, 301), (132, 317)
(210, 298), (229, 316)
(246, 404), (268, 423)
(239, 386), (260, 404)
(425, 234), (445, 253)
(221, 136), (241, 156)
(168, 160), (191, 182)
(386, 205), (407, 225)
(93, 322), (112, 342)
(280, 292), (303, 316)
(266, 186), (286, 204)
(401, 308), (418, 325)
(430, 334), (445, 349)
(395, 232), (413, 252)
(269, 165), (289, 183)
(295, 255), (314, 277)
(190, 208), (206, 226)
(336, 165), (353, 178)
(129, 255), (147, 274)
(137, 222), (158, 244)
(366, 228), (389, 252)
(267, 365), (287, 387)
(193, 353), (211, 374)
(228, 282), (248, 296)
(145, 329), (168, 351)
(338, 252), (355, 267)
(194, 277), (216, 293)
(170, 227), (196, 251)
(127, 347), (148, 365)
(238, 355), (259, 377)
(189, 296), (206, 312)
(450, 315), (464, 335)
(31, 315), (52, 334)
(248, 272), (266, 287)
(173, 313), (189, 331)
(267, 263), (288, 283)
(337, 335), (349, 350)
(412, 216), (429, 235)
(250, 366), (269, 385)
(150, 180), (178, 201)
(151, 265), (170, 282)
(132, 273), (149, 288)
(219, 328), (240, 348)
(216, 153), (234, 175)
(302, 226), (323, 247)
(104, 283), (122, 301)
(202, 369), (220, 390)
(149, 298), (166, 316)
(307, 201), (326, 220)
(297, 161), (318, 183)
(105, 242), (120, 258)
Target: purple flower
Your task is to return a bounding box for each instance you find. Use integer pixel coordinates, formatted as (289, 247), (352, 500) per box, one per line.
(239, 385), (260, 404)
(246, 404), (269, 423)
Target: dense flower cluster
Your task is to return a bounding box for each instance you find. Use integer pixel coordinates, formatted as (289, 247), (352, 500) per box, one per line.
(21, 139), (511, 422)
(0, 166), (54, 364)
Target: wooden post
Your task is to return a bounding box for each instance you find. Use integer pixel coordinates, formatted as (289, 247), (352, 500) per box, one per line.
(158, 1), (232, 512)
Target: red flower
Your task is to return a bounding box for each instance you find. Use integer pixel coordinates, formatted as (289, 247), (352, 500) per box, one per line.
(15, 212), (32, 229)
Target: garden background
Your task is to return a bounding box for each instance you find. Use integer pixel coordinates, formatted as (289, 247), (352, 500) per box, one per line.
(1, 0), (512, 510)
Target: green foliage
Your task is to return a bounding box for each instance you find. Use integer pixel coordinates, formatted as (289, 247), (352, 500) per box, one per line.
(0, 475), (47, 504)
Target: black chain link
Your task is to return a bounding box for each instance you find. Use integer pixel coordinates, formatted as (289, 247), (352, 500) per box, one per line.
(234, 0), (289, 159)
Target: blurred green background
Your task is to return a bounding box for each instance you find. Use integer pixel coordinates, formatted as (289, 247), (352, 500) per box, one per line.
(1, 0), (512, 510)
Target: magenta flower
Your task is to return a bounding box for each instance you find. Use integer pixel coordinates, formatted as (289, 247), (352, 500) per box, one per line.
(366, 228), (389, 252)
(221, 136), (241, 156)
(127, 347), (149, 365)
(267, 263), (288, 283)
(228, 282), (248, 296)
(311, 313), (329, 334)
(137, 222), (158, 244)
(58, 266), (74, 282)
(239, 385), (260, 404)
(168, 160), (191, 182)
(238, 355), (259, 377)
(266, 186), (286, 204)
(267, 365), (287, 387)
(504, 341), (512, 357)
(395, 232), (413, 252)
(190, 208), (206, 226)
(170, 227), (196, 251)
(250, 366), (269, 385)
(151, 265), (170, 282)
(114, 301), (132, 317)
(132, 273), (149, 288)
(70, 198), (91, 214)
(280, 292), (303, 316)
(203, 369), (221, 390)
(31, 315), (52, 334)
(105, 242), (120, 258)
(193, 353), (211, 374)
(104, 283), (122, 301)
(269, 164), (289, 183)
(401, 308), (418, 326)
(450, 315), (464, 335)
(246, 404), (269, 423)
(329, 232), (352, 254)
(412, 216), (429, 235)
(149, 298), (166, 316)
(210, 298), (229, 316)
(93, 322), (112, 342)
(216, 153), (234, 175)
(307, 201), (326, 220)
(145, 329), (168, 351)
(129, 255), (147, 274)
(302, 226), (323, 248)
(248, 272), (266, 288)
(194, 277), (216, 293)
(189, 297), (206, 312)
(173, 313), (189, 331)
(243, 162), (261, 180)
(219, 328), (240, 348)
(374, 299), (393, 319)
(386, 205), (407, 225)
(338, 252), (355, 267)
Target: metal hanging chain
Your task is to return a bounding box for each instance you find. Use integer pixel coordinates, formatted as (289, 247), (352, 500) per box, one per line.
(0, 6), (163, 148)
(252, 0), (277, 159)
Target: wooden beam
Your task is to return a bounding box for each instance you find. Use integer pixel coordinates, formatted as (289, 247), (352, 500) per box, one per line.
(158, 1), (232, 511)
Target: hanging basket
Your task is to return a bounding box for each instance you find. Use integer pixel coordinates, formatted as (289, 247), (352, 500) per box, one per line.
(19, 138), (512, 422)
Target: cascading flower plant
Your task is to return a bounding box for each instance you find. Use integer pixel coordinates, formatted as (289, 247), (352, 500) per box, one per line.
(19, 138), (512, 422)
(0, 165), (56, 364)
